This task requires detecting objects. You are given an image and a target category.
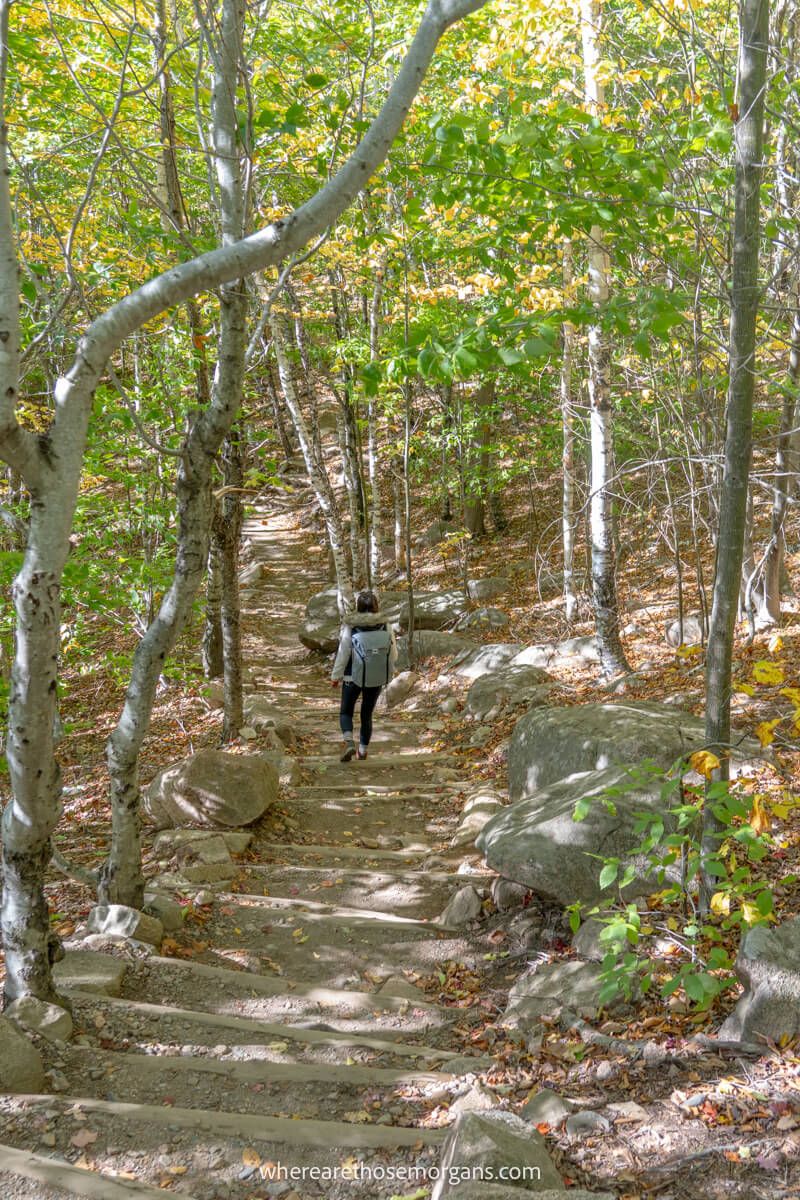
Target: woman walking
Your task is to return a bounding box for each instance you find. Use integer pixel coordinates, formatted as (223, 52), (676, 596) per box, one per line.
(331, 590), (398, 761)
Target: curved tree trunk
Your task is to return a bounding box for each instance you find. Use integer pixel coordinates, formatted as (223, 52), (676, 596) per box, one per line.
(0, 0), (490, 1002)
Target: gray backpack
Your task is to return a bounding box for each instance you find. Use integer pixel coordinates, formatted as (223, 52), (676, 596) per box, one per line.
(351, 626), (392, 687)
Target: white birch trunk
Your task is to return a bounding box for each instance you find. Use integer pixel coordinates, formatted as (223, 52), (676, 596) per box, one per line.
(270, 305), (355, 612)
(581, 0), (629, 675)
(0, 0), (488, 1000)
(560, 239), (578, 623)
(100, 0), (250, 905)
(368, 256), (387, 583)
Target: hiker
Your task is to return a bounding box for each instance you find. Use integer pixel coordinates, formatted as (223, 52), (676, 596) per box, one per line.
(331, 589), (397, 762)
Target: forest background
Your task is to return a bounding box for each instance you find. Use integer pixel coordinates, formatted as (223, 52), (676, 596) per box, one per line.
(0, 0), (796, 1020)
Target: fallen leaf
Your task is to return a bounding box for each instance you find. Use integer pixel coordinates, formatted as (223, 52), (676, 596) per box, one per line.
(70, 1128), (98, 1149)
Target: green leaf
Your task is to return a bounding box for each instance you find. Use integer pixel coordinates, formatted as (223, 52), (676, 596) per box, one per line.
(598, 862), (619, 890)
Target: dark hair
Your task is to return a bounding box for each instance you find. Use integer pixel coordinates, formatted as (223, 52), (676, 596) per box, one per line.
(356, 589), (379, 613)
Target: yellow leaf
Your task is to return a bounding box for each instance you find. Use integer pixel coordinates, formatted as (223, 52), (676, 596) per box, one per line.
(242, 1149), (261, 1168)
(689, 749), (721, 778)
(343, 1110), (372, 1124)
(666, 916), (678, 931)
(167, 1166), (188, 1176)
(740, 901), (762, 925)
(780, 687), (800, 705)
(768, 632), (784, 654)
(733, 681), (755, 696)
(710, 891), (730, 916)
(755, 718), (782, 748)
(752, 660), (785, 685)
(749, 795), (771, 835)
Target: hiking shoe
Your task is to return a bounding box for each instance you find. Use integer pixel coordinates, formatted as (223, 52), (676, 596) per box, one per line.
(340, 744), (356, 763)
(357, 747), (368, 760)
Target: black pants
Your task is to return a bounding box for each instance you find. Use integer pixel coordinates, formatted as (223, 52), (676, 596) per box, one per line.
(340, 682), (381, 747)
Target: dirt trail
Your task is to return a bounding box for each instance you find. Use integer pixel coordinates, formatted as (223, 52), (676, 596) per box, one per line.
(0, 506), (503, 1200)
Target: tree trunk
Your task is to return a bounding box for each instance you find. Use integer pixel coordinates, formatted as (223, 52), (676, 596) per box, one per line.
(581, 0), (630, 675)
(270, 304), (355, 611)
(0, 0), (490, 1001)
(561, 239), (578, 623)
(100, 0), (250, 905)
(702, 0), (769, 910)
(367, 256), (387, 584)
(215, 429), (245, 743)
(202, 539), (225, 678)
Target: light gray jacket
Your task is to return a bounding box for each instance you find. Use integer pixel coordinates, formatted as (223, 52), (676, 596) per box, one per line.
(331, 610), (398, 684)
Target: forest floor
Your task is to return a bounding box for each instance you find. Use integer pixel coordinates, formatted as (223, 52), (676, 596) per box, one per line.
(2, 473), (800, 1198)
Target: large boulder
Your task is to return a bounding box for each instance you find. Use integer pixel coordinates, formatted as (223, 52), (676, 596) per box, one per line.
(0, 1017), (46, 1092)
(53, 951), (127, 997)
(719, 919), (800, 1044)
(508, 700), (757, 803)
(396, 590), (469, 631)
(503, 961), (607, 1031)
(466, 665), (553, 721)
(509, 636), (600, 672)
(144, 750), (279, 829)
(467, 577), (509, 603)
(299, 612), (340, 653)
(432, 1111), (564, 1199)
(396, 630), (474, 671)
(477, 766), (681, 906)
(456, 607), (510, 632)
(450, 644), (524, 682)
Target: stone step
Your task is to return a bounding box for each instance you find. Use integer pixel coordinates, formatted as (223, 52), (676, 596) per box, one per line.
(255, 841), (434, 862)
(130, 955), (449, 1016)
(71, 993), (465, 1063)
(13, 1094), (447, 1150)
(50, 1043), (463, 1129)
(0, 1142), (192, 1200)
(235, 862), (458, 917)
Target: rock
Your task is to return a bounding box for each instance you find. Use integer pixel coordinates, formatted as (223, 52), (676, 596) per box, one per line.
(87, 905), (164, 947)
(520, 1089), (571, 1127)
(503, 961), (607, 1029)
(143, 893), (186, 933)
(206, 679), (224, 707)
(469, 726), (493, 748)
(507, 701), (759, 802)
(439, 885), (484, 929)
(154, 829), (253, 856)
(417, 519), (458, 548)
(571, 916), (611, 962)
(665, 613), (704, 647)
(478, 765), (684, 906)
(243, 698), (296, 746)
(509, 636), (600, 672)
(451, 788), (505, 849)
(466, 665), (553, 721)
(719, 918), (800, 1044)
(490, 878), (529, 911)
(175, 835), (235, 883)
(467, 577), (510, 603)
(396, 630), (474, 671)
(299, 612), (340, 653)
(456, 607), (510, 632)
(53, 951), (127, 997)
(450, 644), (524, 682)
(383, 670), (419, 708)
(608, 1101), (649, 1123)
(239, 726), (258, 741)
(5, 997), (73, 1043)
(260, 751), (303, 787)
(565, 1110), (612, 1138)
(378, 976), (427, 1003)
(431, 1111), (564, 1199)
(441, 697), (459, 714)
(449, 1082), (499, 1117)
(145, 750), (279, 830)
(397, 590), (470, 632)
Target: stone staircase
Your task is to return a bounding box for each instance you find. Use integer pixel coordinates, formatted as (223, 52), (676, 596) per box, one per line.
(0, 509), (508, 1200)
